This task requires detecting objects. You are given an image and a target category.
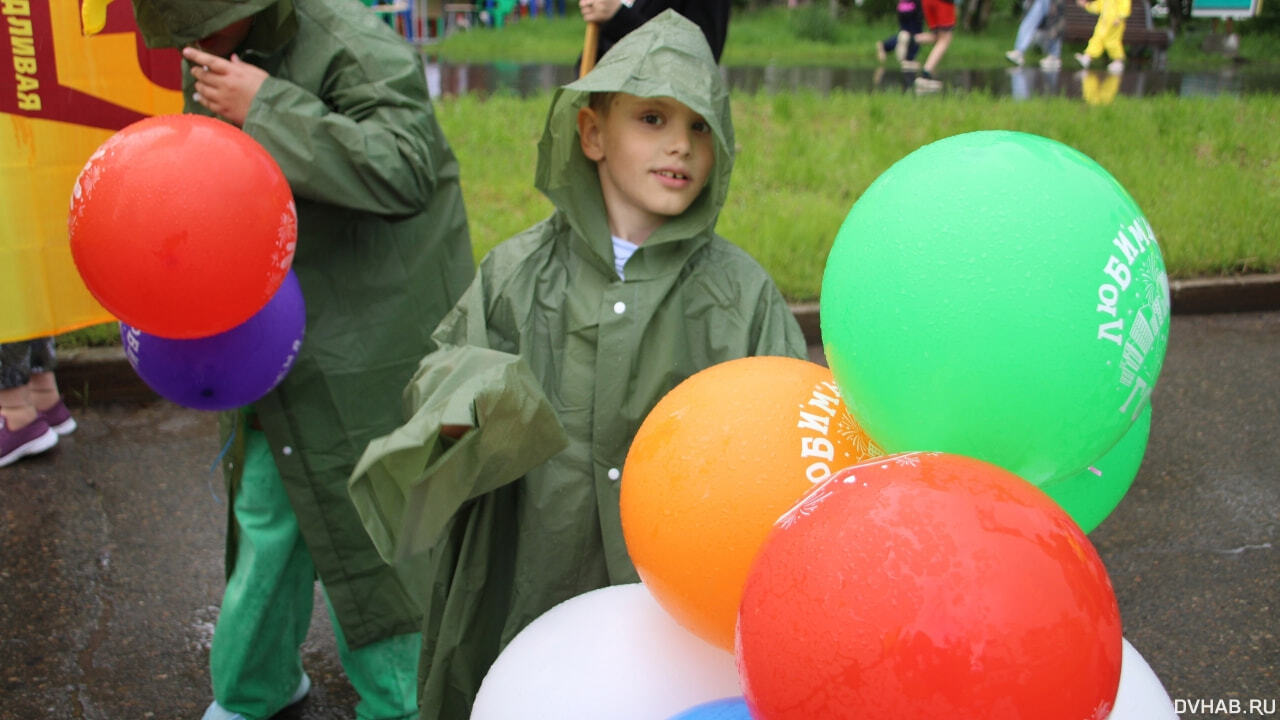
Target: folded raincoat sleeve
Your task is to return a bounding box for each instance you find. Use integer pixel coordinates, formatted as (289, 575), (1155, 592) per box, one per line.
(349, 344), (568, 564)
(241, 63), (443, 217)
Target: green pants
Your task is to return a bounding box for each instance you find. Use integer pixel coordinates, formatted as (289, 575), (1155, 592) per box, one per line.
(209, 425), (420, 720)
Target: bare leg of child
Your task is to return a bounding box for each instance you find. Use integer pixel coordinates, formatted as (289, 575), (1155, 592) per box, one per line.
(0, 384), (36, 430)
(922, 29), (952, 77)
(29, 371), (60, 413)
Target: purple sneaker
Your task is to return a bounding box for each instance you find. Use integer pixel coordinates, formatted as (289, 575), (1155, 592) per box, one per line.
(39, 399), (77, 436)
(0, 417), (58, 468)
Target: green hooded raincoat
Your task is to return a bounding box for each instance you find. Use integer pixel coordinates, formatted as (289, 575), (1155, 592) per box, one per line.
(348, 12), (807, 718)
(132, 0), (475, 649)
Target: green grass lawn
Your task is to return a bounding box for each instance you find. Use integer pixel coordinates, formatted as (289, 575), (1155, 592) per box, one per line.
(439, 90), (1279, 301)
(421, 6), (1278, 302)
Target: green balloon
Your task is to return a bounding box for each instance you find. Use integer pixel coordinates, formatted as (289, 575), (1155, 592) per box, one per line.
(1040, 404), (1151, 533)
(820, 131), (1170, 484)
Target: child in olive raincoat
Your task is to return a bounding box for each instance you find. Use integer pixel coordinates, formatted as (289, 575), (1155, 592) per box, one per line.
(348, 11), (807, 720)
(124, 1), (475, 719)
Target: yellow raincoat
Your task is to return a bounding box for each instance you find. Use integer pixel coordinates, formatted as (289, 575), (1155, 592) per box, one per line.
(1082, 0), (1131, 60)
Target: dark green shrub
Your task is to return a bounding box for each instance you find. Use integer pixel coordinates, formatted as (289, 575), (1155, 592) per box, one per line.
(1238, 0), (1278, 33)
(859, 0), (898, 22)
(790, 4), (841, 41)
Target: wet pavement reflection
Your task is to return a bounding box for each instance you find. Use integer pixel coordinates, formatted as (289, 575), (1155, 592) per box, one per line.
(423, 60), (1280, 100)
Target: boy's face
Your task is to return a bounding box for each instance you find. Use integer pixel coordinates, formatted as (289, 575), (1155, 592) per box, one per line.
(577, 93), (715, 242)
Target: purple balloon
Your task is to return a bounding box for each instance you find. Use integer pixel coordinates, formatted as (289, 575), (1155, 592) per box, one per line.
(121, 270), (305, 411)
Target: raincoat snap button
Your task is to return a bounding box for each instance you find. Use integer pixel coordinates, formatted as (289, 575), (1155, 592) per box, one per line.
(282, 446), (293, 456)
(613, 301), (626, 314)
(608, 468), (621, 481)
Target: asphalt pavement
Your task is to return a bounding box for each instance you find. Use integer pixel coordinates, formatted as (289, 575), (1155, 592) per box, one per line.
(1, 298), (1276, 719)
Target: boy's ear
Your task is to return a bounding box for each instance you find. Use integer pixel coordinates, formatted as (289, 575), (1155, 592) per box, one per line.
(577, 107), (606, 162)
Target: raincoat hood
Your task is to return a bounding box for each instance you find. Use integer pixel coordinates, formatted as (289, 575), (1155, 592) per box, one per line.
(131, 0), (296, 54)
(536, 10), (734, 254)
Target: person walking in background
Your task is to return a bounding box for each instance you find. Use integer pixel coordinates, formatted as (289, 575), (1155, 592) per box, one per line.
(578, 0), (731, 66)
(0, 337), (75, 468)
(123, 1), (475, 719)
(1075, 0), (1130, 73)
(875, 0), (934, 73)
(1005, 0), (1066, 70)
(913, 0), (955, 91)
(348, 12), (806, 719)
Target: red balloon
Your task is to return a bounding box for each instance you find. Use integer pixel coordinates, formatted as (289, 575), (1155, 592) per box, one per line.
(736, 452), (1123, 720)
(69, 114), (296, 339)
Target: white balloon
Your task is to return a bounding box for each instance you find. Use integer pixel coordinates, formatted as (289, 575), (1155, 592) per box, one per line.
(472, 583), (742, 720)
(1108, 638), (1177, 720)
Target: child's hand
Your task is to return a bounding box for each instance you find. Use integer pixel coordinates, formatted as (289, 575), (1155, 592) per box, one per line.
(182, 46), (268, 127)
(579, 0), (621, 23)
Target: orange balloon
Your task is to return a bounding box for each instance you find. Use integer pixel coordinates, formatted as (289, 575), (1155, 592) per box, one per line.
(621, 356), (880, 650)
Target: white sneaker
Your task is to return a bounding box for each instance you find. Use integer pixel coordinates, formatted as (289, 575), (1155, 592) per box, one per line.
(1074, 52), (1092, 68)
(1107, 59), (1125, 74)
(201, 673), (311, 720)
(914, 75), (943, 92)
(895, 30), (910, 62)
(1039, 55), (1062, 70)
(1005, 49), (1025, 66)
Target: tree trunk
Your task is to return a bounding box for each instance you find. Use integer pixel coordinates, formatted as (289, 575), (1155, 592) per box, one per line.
(980, 0), (996, 27)
(1165, 0), (1187, 34)
(963, 0), (992, 30)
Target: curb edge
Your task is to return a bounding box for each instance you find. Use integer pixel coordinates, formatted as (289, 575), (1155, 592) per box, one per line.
(53, 274), (1280, 406)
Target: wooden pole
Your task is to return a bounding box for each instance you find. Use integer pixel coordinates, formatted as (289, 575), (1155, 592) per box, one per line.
(580, 21), (599, 76)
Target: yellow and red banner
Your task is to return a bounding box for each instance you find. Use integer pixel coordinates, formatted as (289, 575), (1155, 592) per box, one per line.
(1, 0), (181, 343)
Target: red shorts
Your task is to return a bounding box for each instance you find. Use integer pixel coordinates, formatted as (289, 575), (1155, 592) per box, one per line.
(922, 0), (956, 30)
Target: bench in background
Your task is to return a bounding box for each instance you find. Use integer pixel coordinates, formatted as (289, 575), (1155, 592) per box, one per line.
(1064, 0), (1174, 66)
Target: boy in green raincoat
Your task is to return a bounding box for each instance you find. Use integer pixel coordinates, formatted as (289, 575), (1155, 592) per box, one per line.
(122, 1), (475, 719)
(348, 11), (807, 720)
